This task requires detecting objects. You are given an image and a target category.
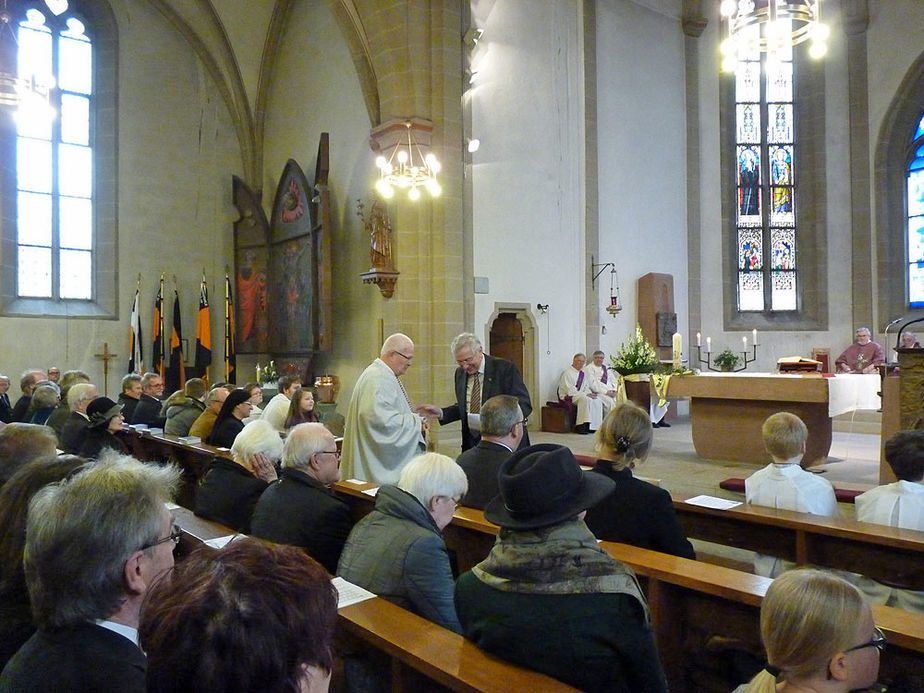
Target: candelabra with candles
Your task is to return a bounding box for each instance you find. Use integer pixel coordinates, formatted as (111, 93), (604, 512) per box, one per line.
(695, 330), (760, 372)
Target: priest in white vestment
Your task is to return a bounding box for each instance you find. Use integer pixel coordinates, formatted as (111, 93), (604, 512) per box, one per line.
(341, 333), (427, 484)
(582, 350), (624, 413)
(558, 353), (603, 433)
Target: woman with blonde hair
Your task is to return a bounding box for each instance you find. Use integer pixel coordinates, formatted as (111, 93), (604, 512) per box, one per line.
(583, 402), (695, 558)
(737, 569), (882, 692)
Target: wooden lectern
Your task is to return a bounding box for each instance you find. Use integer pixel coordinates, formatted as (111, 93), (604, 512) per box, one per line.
(880, 348), (924, 483)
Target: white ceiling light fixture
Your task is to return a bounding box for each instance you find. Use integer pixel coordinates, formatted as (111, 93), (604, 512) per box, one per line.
(371, 118), (441, 201)
(719, 0), (829, 72)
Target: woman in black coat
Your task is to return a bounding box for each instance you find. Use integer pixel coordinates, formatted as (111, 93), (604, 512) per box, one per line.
(584, 402), (696, 559)
(79, 397), (129, 459)
(207, 388), (252, 448)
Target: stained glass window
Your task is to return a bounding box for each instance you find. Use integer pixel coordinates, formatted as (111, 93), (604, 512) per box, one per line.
(908, 115), (924, 307)
(734, 23), (798, 312)
(15, 6), (94, 300)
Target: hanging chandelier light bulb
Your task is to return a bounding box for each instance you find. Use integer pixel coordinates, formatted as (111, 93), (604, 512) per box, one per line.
(374, 120), (441, 202)
(720, 0), (828, 73)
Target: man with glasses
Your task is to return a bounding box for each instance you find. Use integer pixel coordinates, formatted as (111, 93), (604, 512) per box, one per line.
(0, 454), (179, 691)
(129, 372), (167, 428)
(341, 333), (428, 484)
(418, 332), (532, 452)
(455, 395), (525, 509)
(251, 422), (353, 574)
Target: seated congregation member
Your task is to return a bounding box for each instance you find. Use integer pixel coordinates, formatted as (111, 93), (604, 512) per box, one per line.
(79, 397), (129, 459)
(900, 331), (921, 349)
(745, 412), (837, 577)
(733, 569), (881, 693)
(139, 539), (337, 693)
(195, 420), (281, 533)
(45, 367), (60, 384)
(584, 403), (695, 559)
(118, 374), (143, 423)
(162, 377), (207, 436)
(25, 382), (59, 425)
(10, 370), (45, 423)
(241, 381), (264, 423)
(456, 394), (523, 510)
(58, 382), (98, 454)
(250, 423), (352, 573)
(584, 349), (624, 412)
(455, 443), (667, 692)
(0, 424), (58, 490)
(0, 375), (12, 424)
(0, 455), (86, 670)
(206, 388), (252, 448)
(188, 386), (229, 439)
(44, 370), (90, 436)
(835, 326), (885, 374)
(130, 372), (166, 428)
(262, 374), (302, 432)
(285, 387), (319, 429)
(0, 455), (179, 692)
(558, 352), (603, 433)
(854, 430), (924, 611)
(338, 452), (467, 632)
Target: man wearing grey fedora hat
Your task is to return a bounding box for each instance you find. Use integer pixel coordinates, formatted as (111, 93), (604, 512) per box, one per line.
(454, 443), (668, 692)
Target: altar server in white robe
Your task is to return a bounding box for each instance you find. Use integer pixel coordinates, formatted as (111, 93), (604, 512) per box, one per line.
(854, 430), (924, 612)
(341, 333), (427, 484)
(558, 353), (603, 433)
(745, 412), (837, 577)
(582, 350), (624, 413)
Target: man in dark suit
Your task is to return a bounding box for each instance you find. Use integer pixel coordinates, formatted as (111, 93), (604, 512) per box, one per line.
(58, 382), (98, 454)
(456, 395), (524, 509)
(118, 374), (143, 423)
(129, 372), (166, 428)
(420, 333), (532, 452)
(250, 422), (354, 574)
(0, 374), (12, 424)
(0, 455), (180, 691)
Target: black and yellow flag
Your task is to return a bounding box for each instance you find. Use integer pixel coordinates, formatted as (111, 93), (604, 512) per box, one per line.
(151, 274), (165, 378)
(224, 274), (236, 382)
(195, 276), (212, 383)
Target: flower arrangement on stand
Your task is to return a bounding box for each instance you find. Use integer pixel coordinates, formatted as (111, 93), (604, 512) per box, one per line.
(256, 359), (278, 387)
(611, 325), (661, 376)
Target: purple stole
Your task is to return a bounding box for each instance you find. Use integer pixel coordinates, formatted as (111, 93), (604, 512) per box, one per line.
(576, 370), (584, 390)
(600, 367), (608, 384)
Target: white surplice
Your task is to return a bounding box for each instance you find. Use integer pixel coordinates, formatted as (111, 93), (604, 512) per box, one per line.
(558, 366), (602, 430)
(582, 363), (625, 414)
(341, 358), (425, 485)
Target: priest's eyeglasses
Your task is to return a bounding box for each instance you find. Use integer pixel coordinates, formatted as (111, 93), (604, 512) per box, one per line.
(394, 351), (414, 361)
(844, 627), (887, 654)
(141, 524), (182, 551)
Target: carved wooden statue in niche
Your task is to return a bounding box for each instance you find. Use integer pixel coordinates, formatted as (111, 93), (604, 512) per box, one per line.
(359, 198), (400, 298)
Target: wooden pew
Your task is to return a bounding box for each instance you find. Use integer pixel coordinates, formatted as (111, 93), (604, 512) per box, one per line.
(332, 482), (924, 692)
(672, 493), (924, 588)
(168, 505), (577, 692)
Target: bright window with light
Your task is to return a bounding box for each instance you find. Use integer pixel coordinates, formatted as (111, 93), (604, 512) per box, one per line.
(908, 114), (924, 307)
(16, 6), (93, 300)
(733, 23), (797, 313)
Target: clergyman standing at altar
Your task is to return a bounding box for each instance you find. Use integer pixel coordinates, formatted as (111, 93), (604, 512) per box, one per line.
(341, 334), (427, 484)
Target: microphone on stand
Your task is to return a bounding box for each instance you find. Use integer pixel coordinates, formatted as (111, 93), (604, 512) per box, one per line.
(895, 316), (924, 352)
(882, 317), (905, 358)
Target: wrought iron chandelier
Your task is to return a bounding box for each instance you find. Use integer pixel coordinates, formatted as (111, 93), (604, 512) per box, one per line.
(374, 120), (441, 201)
(720, 0), (829, 72)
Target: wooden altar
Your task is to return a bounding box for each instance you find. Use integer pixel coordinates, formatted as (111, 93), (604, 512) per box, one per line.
(667, 375), (832, 466)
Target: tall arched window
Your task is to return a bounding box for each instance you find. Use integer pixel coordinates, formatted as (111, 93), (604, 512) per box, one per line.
(733, 24), (797, 313)
(908, 114), (924, 307)
(1, 0), (116, 317)
(16, 5), (93, 299)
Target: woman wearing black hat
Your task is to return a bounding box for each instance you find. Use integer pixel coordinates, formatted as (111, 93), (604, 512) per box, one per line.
(207, 388), (253, 448)
(79, 397), (129, 458)
(454, 443), (668, 693)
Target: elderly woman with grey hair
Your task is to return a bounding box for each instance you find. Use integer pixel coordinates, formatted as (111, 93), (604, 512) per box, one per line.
(194, 419), (282, 533)
(337, 452), (468, 632)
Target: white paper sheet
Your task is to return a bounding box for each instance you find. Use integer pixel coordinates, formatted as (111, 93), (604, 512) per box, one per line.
(332, 576), (377, 608)
(684, 495), (742, 510)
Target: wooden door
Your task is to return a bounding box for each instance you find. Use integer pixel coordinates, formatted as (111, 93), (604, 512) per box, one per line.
(489, 313), (523, 374)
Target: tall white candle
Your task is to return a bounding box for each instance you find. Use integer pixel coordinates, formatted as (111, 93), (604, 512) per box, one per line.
(752, 328), (758, 345)
(743, 336), (747, 349)
(696, 332), (701, 347)
(706, 337), (711, 353)
(672, 332), (682, 369)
